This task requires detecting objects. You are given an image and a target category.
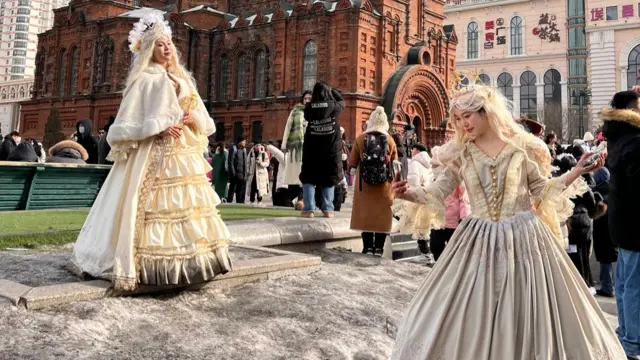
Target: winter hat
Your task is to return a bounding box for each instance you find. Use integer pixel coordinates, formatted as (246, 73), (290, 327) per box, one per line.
(583, 131), (595, 142)
(573, 139), (585, 147)
(593, 167), (610, 186)
(364, 106), (389, 135)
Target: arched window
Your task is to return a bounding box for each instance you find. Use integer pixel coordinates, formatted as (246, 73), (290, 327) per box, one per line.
(233, 121), (243, 142)
(510, 16), (523, 55)
(19, 87), (24, 98)
(218, 54), (229, 101)
(10, 87), (16, 99)
(252, 121), (263, 143)
(57, 48), (66, 96)
(100, 46), (113, 85)
(478, 73), (491, 85)
(236, 52), (249, 99)
(627, 44), (640, 90)
(302, 41), (317, 91)
(520, 71), (537, 120)
(69, 47), (79, 95)
(460, 77), (470, 86)
(215, 122), (225, 142)
(497, 73), (514, 101)
(544, 69), (562, 104)
(467, 22), (479, 59)
(254, 50), (267, 98)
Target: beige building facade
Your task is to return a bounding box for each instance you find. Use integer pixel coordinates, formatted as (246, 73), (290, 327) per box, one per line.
(0, 78), (31, 133)
(587, 0), (640, 125)
(445, 0), (589, 140)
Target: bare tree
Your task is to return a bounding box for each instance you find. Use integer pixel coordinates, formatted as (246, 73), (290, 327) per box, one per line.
(537, 102), (565, 142)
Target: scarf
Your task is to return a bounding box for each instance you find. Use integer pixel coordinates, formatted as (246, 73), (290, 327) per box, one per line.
(286, 104), (306, 162)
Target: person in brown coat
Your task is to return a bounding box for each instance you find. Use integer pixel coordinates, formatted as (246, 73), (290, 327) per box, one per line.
(349, 106), (398, 256)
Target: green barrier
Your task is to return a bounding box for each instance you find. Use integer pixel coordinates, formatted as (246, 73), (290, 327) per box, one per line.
(0, 162), (111, 211)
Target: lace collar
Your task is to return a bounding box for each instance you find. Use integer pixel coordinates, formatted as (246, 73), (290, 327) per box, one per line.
(466, 141), (516, 166)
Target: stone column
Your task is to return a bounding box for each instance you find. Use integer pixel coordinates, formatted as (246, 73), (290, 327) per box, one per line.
(536, 81), (545, 121)
(513, 85), (521, 118)
(561, 80), (568, 141)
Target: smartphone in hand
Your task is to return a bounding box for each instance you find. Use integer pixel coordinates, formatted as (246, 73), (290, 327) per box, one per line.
(393, 160), (405, 181)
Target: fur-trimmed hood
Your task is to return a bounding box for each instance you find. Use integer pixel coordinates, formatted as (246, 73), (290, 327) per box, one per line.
(600, 107), (640, 128)
(49, 140), (89, 160)
(601, 107), (640, 142)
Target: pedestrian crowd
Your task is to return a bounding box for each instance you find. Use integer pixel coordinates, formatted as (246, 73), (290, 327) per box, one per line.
(0, 117), (114, 165)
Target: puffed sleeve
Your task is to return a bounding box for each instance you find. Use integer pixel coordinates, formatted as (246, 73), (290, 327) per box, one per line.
(524, 136), (589, 244)
(393, 140), (463, 239)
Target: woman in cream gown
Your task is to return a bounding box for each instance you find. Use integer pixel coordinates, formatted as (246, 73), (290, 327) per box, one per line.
(71, 13), (231, 291)
(391, 81), (625, 359)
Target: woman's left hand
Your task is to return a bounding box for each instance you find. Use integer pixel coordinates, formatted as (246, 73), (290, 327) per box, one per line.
(576, 151), (606, 173)
(182, 111), (194, 126)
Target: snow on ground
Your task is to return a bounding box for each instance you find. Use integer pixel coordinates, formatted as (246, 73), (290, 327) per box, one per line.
(0, 249), (429, 360)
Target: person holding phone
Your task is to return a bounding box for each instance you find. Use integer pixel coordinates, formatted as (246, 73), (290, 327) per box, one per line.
(349, 106), (398, 256)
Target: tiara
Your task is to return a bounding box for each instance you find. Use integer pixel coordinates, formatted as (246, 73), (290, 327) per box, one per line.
(128, 12), (172, 54)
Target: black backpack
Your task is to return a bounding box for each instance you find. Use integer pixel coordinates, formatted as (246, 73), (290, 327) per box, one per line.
(359, 132), (389, 190)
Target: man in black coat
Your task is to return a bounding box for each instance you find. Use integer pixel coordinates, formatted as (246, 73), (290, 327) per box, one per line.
(300, 82), (345, 218)
(0, 131), (20, 161)
(75, 119), (99, 164)
(227, 137), (248, 203)
(601, 89), (640, 360)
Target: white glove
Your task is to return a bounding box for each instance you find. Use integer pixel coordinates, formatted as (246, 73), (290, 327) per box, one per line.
(341, 153), (348, 161)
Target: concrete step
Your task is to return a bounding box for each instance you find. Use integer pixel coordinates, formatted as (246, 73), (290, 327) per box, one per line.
(392, 241), (421, 260)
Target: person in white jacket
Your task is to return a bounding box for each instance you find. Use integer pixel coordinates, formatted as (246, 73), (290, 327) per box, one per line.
(266, 144), (295, 207)
(407, 143), (435, 264)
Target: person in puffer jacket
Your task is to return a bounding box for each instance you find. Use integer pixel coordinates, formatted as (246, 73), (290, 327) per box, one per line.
(407, 143), (435, 264)
(429, 145), (471, 261)
(46, 140), (88, 164)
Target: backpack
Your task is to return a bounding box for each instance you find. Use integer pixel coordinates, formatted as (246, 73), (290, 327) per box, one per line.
(359, 132), (389, 190)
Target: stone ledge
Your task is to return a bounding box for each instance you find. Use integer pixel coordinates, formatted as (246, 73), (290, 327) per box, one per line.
(11, 245), (322, 310)
(0, 279), (33, 306)
(22, 280), (111, 310)
(228, 217), (361, 248)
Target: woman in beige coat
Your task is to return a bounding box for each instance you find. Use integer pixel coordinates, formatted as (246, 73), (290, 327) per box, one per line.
(349, 106), (398, 256)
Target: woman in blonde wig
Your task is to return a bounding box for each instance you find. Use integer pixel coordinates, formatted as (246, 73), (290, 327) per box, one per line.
(71, 12), (231, 291)
(391, 76), (625, 359)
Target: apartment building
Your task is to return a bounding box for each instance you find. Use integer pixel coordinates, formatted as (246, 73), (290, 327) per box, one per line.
(0, 0), (69, 81)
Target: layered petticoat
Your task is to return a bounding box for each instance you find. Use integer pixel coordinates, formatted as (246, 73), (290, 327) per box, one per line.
(391, 211), (625, 360)
(72, 125), (232, 291)
(391, 139), (625, 359)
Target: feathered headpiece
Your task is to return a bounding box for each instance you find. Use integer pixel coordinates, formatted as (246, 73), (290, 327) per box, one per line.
(448, 70), (499, 111)
(128, 11), (172, 54)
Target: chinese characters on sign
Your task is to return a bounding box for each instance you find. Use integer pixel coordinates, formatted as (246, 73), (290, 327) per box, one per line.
(591, 5), (637, 21)
(483, 18), (506, 48)
(533, 13), (560, 43)
(590, 8), (604, 21)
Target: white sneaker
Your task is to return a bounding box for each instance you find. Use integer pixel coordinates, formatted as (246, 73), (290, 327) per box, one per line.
(257, 201), (262, 206)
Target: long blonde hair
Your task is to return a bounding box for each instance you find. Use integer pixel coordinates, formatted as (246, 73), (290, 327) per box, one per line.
(449, 84), (551, 176)
(449, 85), (527, 145)
(124, 35), (196, 95)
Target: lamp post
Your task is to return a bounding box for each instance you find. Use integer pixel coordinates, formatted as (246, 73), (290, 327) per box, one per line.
(571, 88), (591, 137)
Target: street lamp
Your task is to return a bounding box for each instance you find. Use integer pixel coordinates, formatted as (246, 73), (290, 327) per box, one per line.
(571, 88), (591, 137)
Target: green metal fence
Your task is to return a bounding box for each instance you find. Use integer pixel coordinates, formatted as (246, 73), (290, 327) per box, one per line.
(0, 162), (111, 211)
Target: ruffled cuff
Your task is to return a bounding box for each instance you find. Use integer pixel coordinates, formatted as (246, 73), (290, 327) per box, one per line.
(535, 175), (589, 242)
(392, 188), (446, 239)
(106, 141), (139, 162)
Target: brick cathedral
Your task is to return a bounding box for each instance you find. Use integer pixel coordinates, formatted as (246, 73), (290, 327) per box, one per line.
(20, 0), (457, 146)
